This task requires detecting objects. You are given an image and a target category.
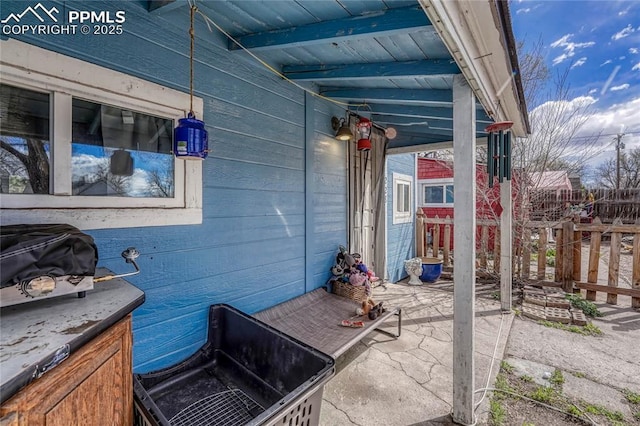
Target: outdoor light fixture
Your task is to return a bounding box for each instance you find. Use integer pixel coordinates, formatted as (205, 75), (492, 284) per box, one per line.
(174, 5), (209, 160)
(331, 116), (353, 141)
(356, 116), (372, 151)
(385, 126), (397, 140)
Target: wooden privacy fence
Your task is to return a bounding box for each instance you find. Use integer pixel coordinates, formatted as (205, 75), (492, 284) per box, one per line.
(415, 209), (501, 273)
(528, 188), (640, 224)
(528, 217), (640, 308)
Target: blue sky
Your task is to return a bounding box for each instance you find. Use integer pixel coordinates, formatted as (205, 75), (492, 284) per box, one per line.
(511, 0), (640, 180)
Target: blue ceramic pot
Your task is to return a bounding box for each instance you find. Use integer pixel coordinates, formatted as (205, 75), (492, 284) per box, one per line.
(420, 257), (443, 282)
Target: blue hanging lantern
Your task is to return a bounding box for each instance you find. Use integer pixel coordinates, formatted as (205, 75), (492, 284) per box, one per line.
(174, 5), (209, 160)
(174, 112), (208, 159)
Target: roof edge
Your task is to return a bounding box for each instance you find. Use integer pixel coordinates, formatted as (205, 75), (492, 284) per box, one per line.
(419, 0), (530, 137)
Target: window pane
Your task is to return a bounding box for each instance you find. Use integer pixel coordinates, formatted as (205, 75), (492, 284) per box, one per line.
(396, 183), (404, 213)
(424, 185), (443, 204)
(71, 99), (175, 197)
(0, 84), (50, 194)
(402, 183), (410, 212)
(446, 185), (454, 203)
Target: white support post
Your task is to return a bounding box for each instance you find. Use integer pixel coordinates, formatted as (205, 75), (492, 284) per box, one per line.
(452, 74), (476, 425)
(500, 179), (513, 311)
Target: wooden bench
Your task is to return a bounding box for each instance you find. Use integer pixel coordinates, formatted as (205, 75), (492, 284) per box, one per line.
(254, 288), (401, 359)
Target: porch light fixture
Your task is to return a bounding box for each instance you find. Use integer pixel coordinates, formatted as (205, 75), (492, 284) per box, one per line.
(174, 5), (209, 160)
(356, 116), (372, 151)
(331, 116), (353, 141)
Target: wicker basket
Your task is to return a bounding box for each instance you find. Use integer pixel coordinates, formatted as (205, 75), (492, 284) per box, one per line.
(331, 280), (368, 303)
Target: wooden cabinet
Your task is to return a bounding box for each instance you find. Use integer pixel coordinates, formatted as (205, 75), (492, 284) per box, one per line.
(0, 315), (133, 426)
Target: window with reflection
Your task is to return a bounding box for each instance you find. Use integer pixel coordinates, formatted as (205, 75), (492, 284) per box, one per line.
(71, 99), (175, 197)
(0, 84), (50, 194)
(422, 183), (454, 205)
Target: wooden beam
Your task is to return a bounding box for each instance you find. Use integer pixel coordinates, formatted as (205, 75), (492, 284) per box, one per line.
(575, 282), (640, 298)
(283, 60), (459, 81)
(319, 87), (453, 106)
(355, 103), (493, 122)
(147, 0), (184, 13)
(371, 114), (488, 134)
(228, 5), (430, 51)
(452, 74), (476, 426)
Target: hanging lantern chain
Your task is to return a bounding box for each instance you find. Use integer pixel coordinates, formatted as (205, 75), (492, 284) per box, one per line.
(189, 4), (196, 117)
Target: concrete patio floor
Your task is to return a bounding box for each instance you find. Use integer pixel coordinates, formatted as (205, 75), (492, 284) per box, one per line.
(319, 279), (513, 426)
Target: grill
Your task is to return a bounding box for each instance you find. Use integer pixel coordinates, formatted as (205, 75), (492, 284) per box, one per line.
(169, 390), (262, 426)
(0, 223), (140, 308)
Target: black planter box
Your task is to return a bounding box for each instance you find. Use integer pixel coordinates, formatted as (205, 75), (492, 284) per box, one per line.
(133, 304), (334, 426)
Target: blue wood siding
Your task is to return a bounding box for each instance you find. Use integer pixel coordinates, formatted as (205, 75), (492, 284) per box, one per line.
(1, 1), (346, 372)
(386, 154), (415, 283)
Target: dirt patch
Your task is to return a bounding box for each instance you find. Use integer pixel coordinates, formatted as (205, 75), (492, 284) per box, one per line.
(489, 358), (640, 426)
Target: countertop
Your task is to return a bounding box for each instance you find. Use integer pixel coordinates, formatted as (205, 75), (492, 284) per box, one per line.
(0, 269), (145, 404)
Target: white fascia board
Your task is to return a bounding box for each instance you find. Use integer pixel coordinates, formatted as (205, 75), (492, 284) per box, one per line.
(419, 0), (527, 137)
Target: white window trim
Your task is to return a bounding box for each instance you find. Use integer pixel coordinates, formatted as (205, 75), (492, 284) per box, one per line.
(392, 172), (412, 225)
(0, 39), (203, 229)
(419, 178), (454, 207)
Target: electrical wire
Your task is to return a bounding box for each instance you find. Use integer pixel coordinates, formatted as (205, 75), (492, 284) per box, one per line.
(188, 0), (367, 109)
(474, 311), (508, 411)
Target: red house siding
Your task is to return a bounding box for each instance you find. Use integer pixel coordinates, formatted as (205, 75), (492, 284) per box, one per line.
(418, 158), (521, 250)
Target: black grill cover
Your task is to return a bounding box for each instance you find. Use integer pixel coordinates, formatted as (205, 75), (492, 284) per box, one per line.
(0, 224), (98, 288)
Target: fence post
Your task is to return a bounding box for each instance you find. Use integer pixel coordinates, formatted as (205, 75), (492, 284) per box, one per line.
(416, 208), (425, 257)
(433, 215), (440, 259)
(562, 220), (574, 293)
(555, 225), (563, 283)
(586, 217), (602, 301)
(522, 227), (531, 279)
(443, 216), (451, 267)
(537, 222), (547, 280)
(573, 226), (582, 285)
(607, 218), (623, 305)
(632, 218), (640, 309)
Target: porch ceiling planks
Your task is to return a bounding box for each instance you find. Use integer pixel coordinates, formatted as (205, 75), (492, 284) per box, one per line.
(282, 60), (459, 81)
(358, 103), (493, 122)
(227, 5), (431, 51)
(371, 114), (489, 130)
(147, 0), (181, 13)
(319, 87), (453, 106)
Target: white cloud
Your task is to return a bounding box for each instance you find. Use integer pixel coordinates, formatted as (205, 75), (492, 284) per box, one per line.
(600, 59), (612, 66)
(619, 56), (626, 60)
(633, 63), (640, 71)
(588, 89), (598, 95)
(630, 48), (639, 54)
(516, 7), (530, 14)
(571, 57), (587, 68)
(527, 97), (640, 183)
(611, 24), (635, 41)
(550, 34), (596, 65)
(610, 84), (630, 91)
